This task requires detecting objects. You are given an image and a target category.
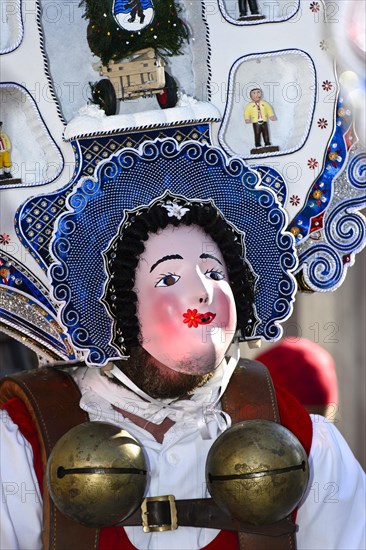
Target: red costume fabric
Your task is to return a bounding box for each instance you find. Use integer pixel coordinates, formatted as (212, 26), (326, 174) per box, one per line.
(1, 383), (312, 550)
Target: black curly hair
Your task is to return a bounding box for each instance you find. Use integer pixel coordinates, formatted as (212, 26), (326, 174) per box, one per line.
(103, 194), (257, 355)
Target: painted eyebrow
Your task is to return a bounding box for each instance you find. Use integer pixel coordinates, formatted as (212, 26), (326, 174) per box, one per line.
(150, 254), (183, 273)
(200, 253), (223, 265)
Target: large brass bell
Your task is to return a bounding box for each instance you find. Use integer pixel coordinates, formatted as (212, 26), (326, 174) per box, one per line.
(206, 420), (309, 525)
(47, 422), (148, 527)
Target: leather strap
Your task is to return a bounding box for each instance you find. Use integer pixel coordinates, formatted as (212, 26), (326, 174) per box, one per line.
(238, 529), (296, 550)
(222, 358), (297, 549)
(0, 367), (100, 550)
(222, 358), (280, 423)
(119, 497), (295, 536)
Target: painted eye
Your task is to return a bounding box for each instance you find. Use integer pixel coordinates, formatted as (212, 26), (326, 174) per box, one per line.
(155, 273), (180, 287)
(205, 269), (224, 281)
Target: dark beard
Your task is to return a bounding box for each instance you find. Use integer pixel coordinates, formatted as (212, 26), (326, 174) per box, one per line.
(112, 346), (213, 399)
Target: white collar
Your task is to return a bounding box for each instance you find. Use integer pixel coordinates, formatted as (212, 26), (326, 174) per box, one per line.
(74, 342), (240, 440)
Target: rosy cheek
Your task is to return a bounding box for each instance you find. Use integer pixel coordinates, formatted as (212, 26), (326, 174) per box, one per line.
(215, 288), (236, 326)
(148, 294), (184, 329)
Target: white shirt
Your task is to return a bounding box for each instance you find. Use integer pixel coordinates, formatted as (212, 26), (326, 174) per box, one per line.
(1, 366), (365, 550)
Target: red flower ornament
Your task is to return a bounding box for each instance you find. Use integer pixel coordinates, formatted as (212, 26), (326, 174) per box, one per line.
(310, 2), (320, 12)
(183, 308), (202, 328)
(289, 195), (300, 207)
(317, 118), (328, 129)
(322, 80), (333, 92)
(307, 158), (319, 169)
(0, 233), (10, 245)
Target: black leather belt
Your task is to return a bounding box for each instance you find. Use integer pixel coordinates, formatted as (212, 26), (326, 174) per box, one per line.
(118, 496), (296, 537)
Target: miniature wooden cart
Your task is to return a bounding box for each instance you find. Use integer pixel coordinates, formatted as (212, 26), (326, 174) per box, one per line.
(92, 48), (178, 115)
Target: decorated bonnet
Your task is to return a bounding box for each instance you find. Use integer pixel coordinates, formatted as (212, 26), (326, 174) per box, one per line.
(49, 140), (297, 366)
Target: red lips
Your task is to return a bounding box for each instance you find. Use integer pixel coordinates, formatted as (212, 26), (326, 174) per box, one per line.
(199, 312), (216, 325)
(183, 308), (216, 328)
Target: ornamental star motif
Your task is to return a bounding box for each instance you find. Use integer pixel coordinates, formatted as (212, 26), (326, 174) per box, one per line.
(317, 118), (328, 129)
(322, 80), (333, 91)
(289, 195), (300, 207)
(0, 233), (10, 245)
(307, 158), (319, 169)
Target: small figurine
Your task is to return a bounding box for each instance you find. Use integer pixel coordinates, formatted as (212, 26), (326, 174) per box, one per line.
(238, 0), (265, 20)
(0, 122), (13, 181)
(244, 88), (279, 154)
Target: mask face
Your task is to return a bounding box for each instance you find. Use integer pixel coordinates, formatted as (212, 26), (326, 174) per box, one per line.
(134, 224), (237, 374)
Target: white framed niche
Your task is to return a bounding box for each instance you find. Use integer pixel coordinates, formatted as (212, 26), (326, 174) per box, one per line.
(0, 84), (63, 188)
(0, 0), (23, 53)
(219, 50), (316, 159)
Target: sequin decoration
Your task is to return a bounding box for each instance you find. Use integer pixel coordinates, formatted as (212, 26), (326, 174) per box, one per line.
(0, 289), (75, 360)
(288, 95), (358, 243)
(296, 145), (366, 291)
(0, 249), (74, 359)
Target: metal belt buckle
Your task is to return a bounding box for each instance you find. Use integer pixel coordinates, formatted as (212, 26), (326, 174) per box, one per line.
(141, 495), (178, 532)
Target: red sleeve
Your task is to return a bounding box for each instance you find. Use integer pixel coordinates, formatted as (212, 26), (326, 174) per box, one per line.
(274, 383), (313, 457)
(273, 383), (313, 523)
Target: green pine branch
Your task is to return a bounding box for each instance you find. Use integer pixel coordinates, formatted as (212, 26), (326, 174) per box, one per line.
(80, 0), (189, 66)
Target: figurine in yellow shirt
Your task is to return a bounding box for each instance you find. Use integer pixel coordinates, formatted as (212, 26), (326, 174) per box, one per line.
(244, 88), (277, 150)
(0, 122), (13, 180)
